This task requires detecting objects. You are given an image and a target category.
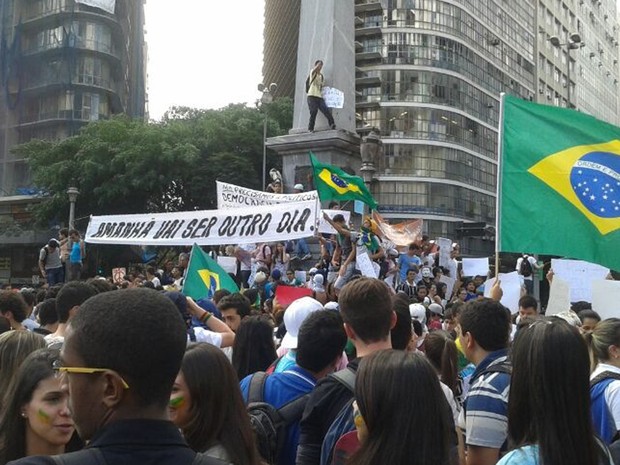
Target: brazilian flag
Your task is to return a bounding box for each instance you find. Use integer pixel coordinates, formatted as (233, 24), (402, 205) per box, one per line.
(182, 244), (239, 300)
(310, 152), (378, 209)
(500, 95), (620, 271)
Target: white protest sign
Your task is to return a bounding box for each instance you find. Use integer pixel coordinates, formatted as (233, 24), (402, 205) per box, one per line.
(592, 280), (620, 320)
(112, 267), (126, 284)
(322, 86), (344, 108)
(216, 181), (318, 209)
(551, 259), (609, 302)
(294, 270), (307, 284)
(356, 249), (380, 278)
(319, 210), (351, 234)
(462, 257), (490, 278)
(437, 237), (452, 268)
(85, 200), (319, 246)
(439, 275), (456, 300)
(217, 256), (237, 274)
(483, 272), (521, 312)
(545, 276), (572, 316)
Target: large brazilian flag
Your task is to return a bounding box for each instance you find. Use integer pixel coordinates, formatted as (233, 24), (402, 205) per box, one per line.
(182, 244), (239, 300)
(499, 95), (620, 271)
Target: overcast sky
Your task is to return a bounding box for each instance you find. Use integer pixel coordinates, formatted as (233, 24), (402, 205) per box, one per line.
(144, 1), (264, 120)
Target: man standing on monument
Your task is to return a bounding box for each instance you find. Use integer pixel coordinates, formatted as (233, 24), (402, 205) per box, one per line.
(306, 60), (335, 132)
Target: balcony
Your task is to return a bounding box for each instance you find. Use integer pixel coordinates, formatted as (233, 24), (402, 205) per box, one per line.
(355, 1), (383, 14)
(18, 110), (109, 127)
(21, 5), (121, 33)
(22, 38), (121, 63)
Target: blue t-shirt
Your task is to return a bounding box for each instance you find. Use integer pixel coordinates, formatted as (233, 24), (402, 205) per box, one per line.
(69, 241), (82, 264)
(398, 253), (422, 282)
(274, 350), (297, 374)
(497, 445), (539, 465)
(240, 365), (316, 465)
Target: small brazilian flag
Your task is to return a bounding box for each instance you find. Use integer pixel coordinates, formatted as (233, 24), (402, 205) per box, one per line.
(310, 152), (378, 209)
(500, 95), (620, 271)
(182, 244), (239, 300)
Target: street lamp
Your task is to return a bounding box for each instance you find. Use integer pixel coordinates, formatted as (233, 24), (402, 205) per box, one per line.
(258, 82), (277, 191)
(67, 187), (79, 230)
(549, 32), (584, 108)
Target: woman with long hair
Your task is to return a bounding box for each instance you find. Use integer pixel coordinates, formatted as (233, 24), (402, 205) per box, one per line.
(232, 315), (277, 380)
(272, 242), (290, 275)
(0, 348), (74, 464)
(0, 331), (45, 409)
(498, 318), (612, 465)
(349, 349), (453, 465)
(586, 318), (620, 443)
(169, 343), (261, 465)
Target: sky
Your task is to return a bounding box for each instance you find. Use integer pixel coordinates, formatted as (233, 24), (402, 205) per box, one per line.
(144, 1), (264, 121)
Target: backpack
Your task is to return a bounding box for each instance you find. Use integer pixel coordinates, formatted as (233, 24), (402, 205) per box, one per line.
(50, 447), (230, 465)
(247, 371), (310, 465)
(305, 72), (317, 93)
(591, 371), (620, 444)
(41, 246), (49, 265)
(320, 368), (357, 465)
(519, 256), (533, 277)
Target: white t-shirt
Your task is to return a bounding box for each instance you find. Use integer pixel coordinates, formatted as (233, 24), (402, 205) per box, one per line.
(150, 277), (161, 287)
(188, 327), (223, 348)
(591, 363), (620, 429)
(44, 334), (64, 348)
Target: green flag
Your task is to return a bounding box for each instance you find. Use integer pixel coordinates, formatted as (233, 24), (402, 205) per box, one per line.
(182, 244), (239, 300)
(309, 152), (378, 209)
(499, 95), (620, 271)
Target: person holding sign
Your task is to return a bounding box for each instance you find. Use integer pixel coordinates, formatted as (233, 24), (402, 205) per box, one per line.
(306, 60), (335, 132)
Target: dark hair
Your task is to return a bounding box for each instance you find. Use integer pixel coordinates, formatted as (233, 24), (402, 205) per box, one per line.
(59, 228), (69, 238)
(508, 318), (599, 465)
(338, 278), (393, 344)
(586, 318), (620, 365)
(572, 301), (593, 312)
(578, 309), (601, 323)
(56, 282), (97, 323)
(296, 311), (347, 373)
(0, 291), (28, 323)
(19, 289), (35, 308)
(459, 298), (510, 352)
(37, 298), (58, 326)
(231, 316), (277, 380)
(85, 278), (115, 294)
(424, 330), (458, 394)
(332, 214), (345, 223)
(390, 294), (412, 351)
(218, 293), (252, 319)
(180, 343), (261, 465)
(518, 295), (538, 311)
(412, 319), (423, 337)
(213, 289), (231, 305)
(70, 289), (187, 408)
(0, 348), (59, 464)
(350, 350), (452, 465)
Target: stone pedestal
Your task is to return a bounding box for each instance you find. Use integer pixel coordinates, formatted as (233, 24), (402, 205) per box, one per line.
(266, 130), (360, 194)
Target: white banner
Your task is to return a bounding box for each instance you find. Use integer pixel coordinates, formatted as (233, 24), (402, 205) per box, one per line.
(318, 209), (351, 234)
(75, 0), (116, 14)
(85, 201), (319, 246)
(216, 181), (318, 209)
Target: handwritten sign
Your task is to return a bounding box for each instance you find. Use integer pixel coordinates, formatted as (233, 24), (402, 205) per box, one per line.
(216, 181), (318, 209)
(322, 86), (344, 108)
(112, 267), (126, 284)
(551, 259), (609, 302)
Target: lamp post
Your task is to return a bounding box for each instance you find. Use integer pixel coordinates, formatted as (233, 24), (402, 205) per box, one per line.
(258, 82), (277, 191)
(360, 131), (381, 215)
(549, 32), (583, 108)
(67, 187), (79, 230)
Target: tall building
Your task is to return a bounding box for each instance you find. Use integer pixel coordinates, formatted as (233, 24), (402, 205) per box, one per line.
(0, 0), (146, 195)
(535, 0), (620, 124)
(0, 0), (146, 283)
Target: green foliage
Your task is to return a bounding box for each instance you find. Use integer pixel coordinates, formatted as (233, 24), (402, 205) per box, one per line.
(14, 98), (293, 226)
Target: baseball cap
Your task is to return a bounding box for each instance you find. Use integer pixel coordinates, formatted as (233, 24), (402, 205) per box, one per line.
(281, 296), (324, 349)
(308, 267), (318, 275)
(254, 271), (267, 284)
(271, 269), (282, 280)
(429, 303), (444, 316)
(324, 301), (339, 311)
(409, 303), (427, 324)
(294, 183), (304, 190)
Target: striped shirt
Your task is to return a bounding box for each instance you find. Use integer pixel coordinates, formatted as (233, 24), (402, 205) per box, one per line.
(459, 349), (511, 449)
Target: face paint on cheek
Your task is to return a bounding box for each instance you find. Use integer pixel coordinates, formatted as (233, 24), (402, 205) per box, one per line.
(169, 396), (185, 409)
(37, 409), (52, 424)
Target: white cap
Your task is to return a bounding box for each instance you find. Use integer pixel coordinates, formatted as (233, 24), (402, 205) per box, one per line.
(294, 183), (304, 191)
(281, 297), (324, 349)
(409, 303), (427, 325)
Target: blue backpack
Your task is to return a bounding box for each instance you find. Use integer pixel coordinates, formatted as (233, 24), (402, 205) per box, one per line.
(591, 371), (620, 444)
(320, 368), (356, 465)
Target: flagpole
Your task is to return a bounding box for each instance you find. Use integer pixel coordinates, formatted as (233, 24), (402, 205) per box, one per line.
(181, 244), (198, 294)
(494, 93), (506, 279)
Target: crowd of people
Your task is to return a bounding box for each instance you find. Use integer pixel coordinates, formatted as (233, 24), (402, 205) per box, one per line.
(0, 232), (618, 465)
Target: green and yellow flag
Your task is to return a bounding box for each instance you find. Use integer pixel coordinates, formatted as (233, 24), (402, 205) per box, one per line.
(500, 95), (620, 271)
(310, 152), (378, 209)
(182, 244), (239, 300)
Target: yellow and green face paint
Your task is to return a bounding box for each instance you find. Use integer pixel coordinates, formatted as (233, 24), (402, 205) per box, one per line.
(169, 396), (185, 409)
(37, 409), (52, 424)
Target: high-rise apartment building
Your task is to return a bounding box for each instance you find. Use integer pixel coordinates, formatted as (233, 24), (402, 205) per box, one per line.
(0, 0), (146, 195)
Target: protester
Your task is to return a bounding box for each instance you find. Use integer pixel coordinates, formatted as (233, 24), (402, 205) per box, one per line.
(349, 350), (452, 465)
(586, 318), (620, 444)
(498, 318), (611, 465)
(31, 300), (58, 337)
(67, 229), (85, 281)
(396, 268), (417, 301)
(306, 60), (335, 132)
(579, 309), (602, 333)
(398, 243), (422, 284)
(0, 331), (46, 410)
(9, 288), (229, 465)
(232, 315), (277, 380)
(515, 254), (541, 295)
(240, 310), (347, 465)
(0, 291), (28, 331)
(0, 348), (73, 464)
(516, 295), (538, 323)
(272, 242), (291, 275)
(218, 293), (252, 333)
(457, 298), (512, 465)
(38, 240), (63, 286)
(296, 278), (395, 465)
(169, 343), (261, 464)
